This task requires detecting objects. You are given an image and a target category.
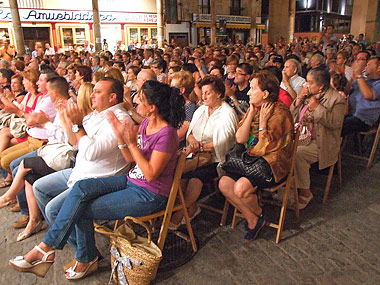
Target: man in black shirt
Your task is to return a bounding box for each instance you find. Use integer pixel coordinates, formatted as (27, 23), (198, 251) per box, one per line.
(225, 63), (253, 116)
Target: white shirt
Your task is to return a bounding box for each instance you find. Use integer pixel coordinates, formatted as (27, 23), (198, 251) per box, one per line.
(45, 47), (55, 56)
(27, 94), (57, 140)
(281, 74), (306, 96)
(187, 102), (238, 165)
(67, 103), (131, 187)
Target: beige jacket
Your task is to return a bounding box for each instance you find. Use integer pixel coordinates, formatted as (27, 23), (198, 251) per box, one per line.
(290, 88), (345, 169)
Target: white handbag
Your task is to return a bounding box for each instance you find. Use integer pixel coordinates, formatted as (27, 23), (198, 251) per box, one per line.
(37, 143), (75, 171)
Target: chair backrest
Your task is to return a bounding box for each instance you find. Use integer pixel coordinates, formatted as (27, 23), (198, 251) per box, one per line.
(165, 151), (187, 208)
(287, 130), (300, 179)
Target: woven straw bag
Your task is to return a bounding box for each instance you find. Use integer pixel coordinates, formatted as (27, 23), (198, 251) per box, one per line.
(95, 216), (162, 285)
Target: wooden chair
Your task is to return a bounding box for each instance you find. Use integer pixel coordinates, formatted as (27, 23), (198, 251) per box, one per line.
(320, 151), (342, 204)
(342, 123), (380, 169)
(221, 131), (300, 244)
(114, 152), (197, 252)
(357, 123), (380, 169)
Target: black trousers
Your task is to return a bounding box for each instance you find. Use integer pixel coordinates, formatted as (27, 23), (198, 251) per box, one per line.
(341, 116), (371, 137)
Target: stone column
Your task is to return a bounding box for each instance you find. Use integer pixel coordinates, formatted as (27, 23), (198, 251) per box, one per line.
(157, 0), (164, 48)
(268, 0), (289, 44)
(92, 0), (102, 52)
(288, 0), (296, 43)
(210, 0), (216, 46)
(9, 0), (26, 56)
(350, 0), (380, 42)
(250, 0), (257, 45)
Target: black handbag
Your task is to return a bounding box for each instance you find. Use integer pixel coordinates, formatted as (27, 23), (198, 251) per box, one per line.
(221, 144), (261, 177)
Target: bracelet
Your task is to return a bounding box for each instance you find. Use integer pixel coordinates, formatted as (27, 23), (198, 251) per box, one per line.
(356, 75), (364, 79)
(118, 144), (128, 149)
(259, 127), (267, 132)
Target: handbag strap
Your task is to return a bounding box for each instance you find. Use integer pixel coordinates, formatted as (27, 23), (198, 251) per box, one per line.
(124, 216), (152, 243)
(94, 224), (132, 242)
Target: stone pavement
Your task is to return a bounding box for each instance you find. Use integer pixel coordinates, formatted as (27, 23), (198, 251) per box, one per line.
(1, 154), (380, 284)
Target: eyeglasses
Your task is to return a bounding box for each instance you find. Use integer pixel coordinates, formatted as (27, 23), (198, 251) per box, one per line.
(236, 72), (248, 76)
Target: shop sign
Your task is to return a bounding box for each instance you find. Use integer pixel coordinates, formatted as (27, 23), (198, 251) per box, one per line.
(0, 8), (157, 23)
(193, 14), (251, 24)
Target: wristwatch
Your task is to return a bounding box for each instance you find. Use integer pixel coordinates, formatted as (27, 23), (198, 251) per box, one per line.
(72, 124), (84, 133)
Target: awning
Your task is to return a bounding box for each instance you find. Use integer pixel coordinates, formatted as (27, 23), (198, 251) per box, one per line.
(195, 22), (252, 29)
(195, 22), (212, 28)
(226, 23), (251, 29)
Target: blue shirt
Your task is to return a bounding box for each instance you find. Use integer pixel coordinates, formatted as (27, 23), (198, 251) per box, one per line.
(349, 78), (380, 126)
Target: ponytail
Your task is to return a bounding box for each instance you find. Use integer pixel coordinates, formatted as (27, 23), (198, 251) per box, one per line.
(142, 80), (185, 129)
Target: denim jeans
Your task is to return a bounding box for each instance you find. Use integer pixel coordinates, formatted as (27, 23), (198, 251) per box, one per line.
(9, 150), (39, 216)
(42, 176), (168, 263)
(33, 168), (73, 225)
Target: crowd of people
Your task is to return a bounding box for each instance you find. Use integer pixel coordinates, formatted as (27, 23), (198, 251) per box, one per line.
(0, 24), (379, 280)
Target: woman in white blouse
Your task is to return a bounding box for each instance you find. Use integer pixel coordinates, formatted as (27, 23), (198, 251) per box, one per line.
(169, 76), (238, 229)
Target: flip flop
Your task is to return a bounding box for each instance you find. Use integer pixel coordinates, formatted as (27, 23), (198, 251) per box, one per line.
(0, 180), (12, 189)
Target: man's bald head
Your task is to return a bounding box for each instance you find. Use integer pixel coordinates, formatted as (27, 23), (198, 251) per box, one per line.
(136, 69), (157, 91)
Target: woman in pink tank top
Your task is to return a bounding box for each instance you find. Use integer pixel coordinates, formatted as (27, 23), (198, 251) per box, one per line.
(0, 69), (41, 188)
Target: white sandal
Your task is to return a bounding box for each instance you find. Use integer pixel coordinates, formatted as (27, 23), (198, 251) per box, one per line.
(9, 245), (55, 278)
(65, 256), (98, 280)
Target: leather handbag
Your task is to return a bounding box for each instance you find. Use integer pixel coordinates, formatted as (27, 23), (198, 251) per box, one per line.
(183, 151), (211, 173)
(221, 144), (261, 177)
(37, 143), (75, 171)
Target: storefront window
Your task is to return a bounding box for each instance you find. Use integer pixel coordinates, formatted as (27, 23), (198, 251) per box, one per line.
(62, 28), (74, 51)
(129, 28), (138, 43)
(0, 28), (10, 43)
(140, 28), (149, 43)
(75, 28), (86, 46)
(151, 28), (157, 40)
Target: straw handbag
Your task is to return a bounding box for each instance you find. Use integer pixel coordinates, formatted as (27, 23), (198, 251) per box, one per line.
(95, 216), (162, 285)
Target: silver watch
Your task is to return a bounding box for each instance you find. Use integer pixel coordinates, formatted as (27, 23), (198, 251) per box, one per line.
(72, 124), (84, 133)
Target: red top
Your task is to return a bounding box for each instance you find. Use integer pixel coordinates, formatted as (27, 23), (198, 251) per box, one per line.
(16, 92), (43, 142)
(278, 88), (293, 108)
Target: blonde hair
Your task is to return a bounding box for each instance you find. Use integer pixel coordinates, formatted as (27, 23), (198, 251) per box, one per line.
(77, 82), (94, 115)
(105, 68), (125, 84)
(171, 70), (194, 98)
(92, 70), (105, 83)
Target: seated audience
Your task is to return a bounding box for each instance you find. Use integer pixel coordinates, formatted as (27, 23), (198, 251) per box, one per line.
(9, 80), (185, 280)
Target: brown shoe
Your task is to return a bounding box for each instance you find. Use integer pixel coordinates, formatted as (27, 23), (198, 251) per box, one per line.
(12, 215), (29, 229)
(10, 202), (21, 212)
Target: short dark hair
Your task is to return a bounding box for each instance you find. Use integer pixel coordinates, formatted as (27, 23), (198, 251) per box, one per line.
(198, 76), (226, 99)
(237, 63), (254, 76)
(252, 70), (279, 103)
(0, 68), (15, 83)
(76, 65), (92, 82)
(40, 69), (59, 81)
(358, 50), (371, 60)
(331, 73), (347, 92)
(182, 63), (199, 74)
(99, 77), (124, 103)
(47, 76), (69, 98)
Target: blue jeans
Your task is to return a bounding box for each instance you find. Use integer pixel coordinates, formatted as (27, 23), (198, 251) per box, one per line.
(9, 150), (39, 216)
(42, 176), (167, 263)
(33, 168), (73, 225)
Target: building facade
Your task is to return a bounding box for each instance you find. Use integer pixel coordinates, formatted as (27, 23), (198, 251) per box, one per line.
(165, 0), (264, 46)
(0, 0), (157, 52)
